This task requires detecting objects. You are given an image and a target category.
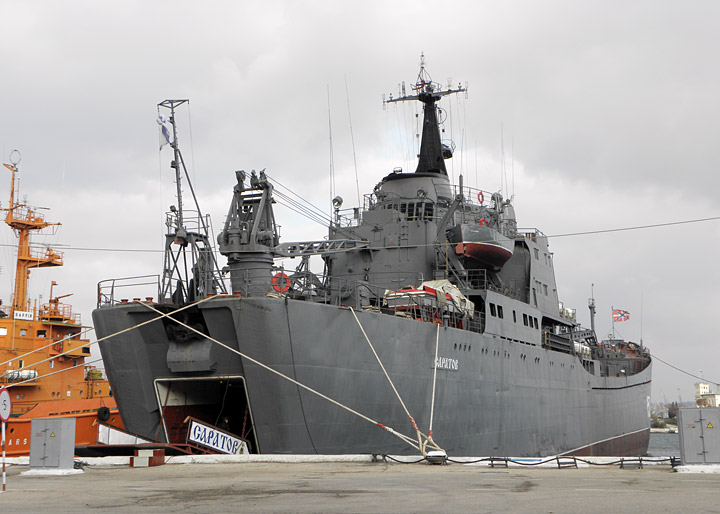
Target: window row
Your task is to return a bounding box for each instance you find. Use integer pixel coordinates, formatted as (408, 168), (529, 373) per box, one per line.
(533, 247), (553, 267)
(382, 201), (435, 221)
(488, 302), (539, 329)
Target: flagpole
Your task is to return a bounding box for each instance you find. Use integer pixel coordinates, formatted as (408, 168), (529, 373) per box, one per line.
(611, 305), (615, 339)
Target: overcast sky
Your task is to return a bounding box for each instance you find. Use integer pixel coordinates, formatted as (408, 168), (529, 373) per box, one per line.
(1, 0), (718, 404)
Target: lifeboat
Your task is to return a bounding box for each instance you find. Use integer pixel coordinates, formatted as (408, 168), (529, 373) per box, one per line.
(454, 223), (514, 268)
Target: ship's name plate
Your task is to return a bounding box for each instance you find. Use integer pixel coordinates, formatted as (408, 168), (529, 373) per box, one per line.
(435, 356), (459, 371)
(188, 418), (248, 455)
(13, 311), (33, 321)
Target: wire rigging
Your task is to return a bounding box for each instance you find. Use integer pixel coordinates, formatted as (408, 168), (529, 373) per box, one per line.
(651, 352), (719, 387)
(327, 85), (335, 220)
(344, 75), (361, 207)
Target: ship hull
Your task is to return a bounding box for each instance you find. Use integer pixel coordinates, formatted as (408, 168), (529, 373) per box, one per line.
(93, 296), (651, 457)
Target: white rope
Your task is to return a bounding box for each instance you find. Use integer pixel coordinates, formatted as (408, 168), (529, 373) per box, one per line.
(141, 301), (421, 451)
(428, 323), (440, 437)
(419, 324), (444, 456)
(348, 307), (443, 455)
(348, 308), (418, 431)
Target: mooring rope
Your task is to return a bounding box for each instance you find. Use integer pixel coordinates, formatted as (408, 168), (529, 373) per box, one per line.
(423, 323), (441, 454)
(140, 301), (422, 451)
(348, 307), (443, 456)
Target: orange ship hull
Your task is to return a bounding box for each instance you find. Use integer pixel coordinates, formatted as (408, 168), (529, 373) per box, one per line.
(4, 398), (123, 457)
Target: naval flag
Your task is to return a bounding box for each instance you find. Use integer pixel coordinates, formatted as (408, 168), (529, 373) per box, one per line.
(612, 308), (630, 322)
(157, 114), (171, 150)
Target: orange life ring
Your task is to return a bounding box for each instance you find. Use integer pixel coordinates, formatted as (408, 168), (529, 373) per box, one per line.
(272, 272), (291, 293)
(477, 191), (484, 205)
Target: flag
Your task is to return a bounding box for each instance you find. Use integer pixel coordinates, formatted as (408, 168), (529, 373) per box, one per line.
(612, 308), (630, 322)
(157, 114), (171, 150)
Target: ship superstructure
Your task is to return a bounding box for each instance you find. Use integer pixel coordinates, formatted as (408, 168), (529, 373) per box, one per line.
(93, 58), (651, 457)
(0, 152), (121, 455)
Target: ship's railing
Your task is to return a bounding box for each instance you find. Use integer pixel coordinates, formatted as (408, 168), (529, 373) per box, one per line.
(97, 274), (161, 307)
(447, 183), (495, 208)
(9, 204), (52, 226)
(358, 184), (500, 224)
(25, 245), (64, 264)
(517, 227), (548, 242)
(39, 301), (81, 324)
(333, 207), (363, 228)
(164, 209), (211, 236)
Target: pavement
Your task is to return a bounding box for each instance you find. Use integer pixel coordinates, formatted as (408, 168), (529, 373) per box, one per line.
(1, 459), (718, 513)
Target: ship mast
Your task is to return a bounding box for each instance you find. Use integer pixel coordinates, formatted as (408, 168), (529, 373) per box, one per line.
(2, 151), (62, 315)
(157, 100), (226, 304)
(588, 284), (596, 334)
(383, 53), (467, 175)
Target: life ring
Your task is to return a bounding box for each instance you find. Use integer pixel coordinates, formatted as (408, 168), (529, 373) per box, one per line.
(97, 406), (111, 422)
(272, 272), (291, 293)
(477, 191), (484, 205)
(478, 217), (487, 227)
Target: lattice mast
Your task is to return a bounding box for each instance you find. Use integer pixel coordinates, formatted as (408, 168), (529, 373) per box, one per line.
(158, 100), (226, 304)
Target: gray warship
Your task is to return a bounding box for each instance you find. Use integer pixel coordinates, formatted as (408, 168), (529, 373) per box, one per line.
(93, 60), (652, 457)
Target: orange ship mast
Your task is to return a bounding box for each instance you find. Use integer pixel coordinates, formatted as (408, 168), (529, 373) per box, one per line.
(2, 152), (62, 315)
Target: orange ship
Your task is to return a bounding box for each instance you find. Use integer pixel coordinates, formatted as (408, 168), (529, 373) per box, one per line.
(0, 152), (122, 456)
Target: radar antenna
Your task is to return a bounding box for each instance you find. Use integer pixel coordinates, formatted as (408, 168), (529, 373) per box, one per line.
(383, 53), (467, 175)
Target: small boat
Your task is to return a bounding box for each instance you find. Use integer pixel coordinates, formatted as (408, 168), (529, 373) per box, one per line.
(0, 152), (123, 456)
(448, 192), (516, 268)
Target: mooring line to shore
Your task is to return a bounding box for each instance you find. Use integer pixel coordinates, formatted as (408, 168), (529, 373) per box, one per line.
(140, 301), (422, 452)
(348, 308), (423, 447)
(425, 324), (441, 451)
(348, 307), (444, 456)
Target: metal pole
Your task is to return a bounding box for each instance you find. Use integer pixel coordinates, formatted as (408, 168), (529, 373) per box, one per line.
(2, 421), (5, 493)
(170, 103), (184, 229)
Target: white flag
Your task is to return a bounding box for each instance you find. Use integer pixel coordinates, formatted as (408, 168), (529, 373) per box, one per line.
(157, 114), (171, 150)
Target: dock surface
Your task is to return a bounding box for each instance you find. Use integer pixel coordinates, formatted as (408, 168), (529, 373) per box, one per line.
(2, 461), (715, 513)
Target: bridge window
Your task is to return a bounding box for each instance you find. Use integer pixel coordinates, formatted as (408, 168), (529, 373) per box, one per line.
(497, 305), (504, 319)
(423, 203), (434, 220)
(489, 303), (497, 317)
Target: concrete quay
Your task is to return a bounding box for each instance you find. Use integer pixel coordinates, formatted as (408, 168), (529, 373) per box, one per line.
(1, 459), (715, 513)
